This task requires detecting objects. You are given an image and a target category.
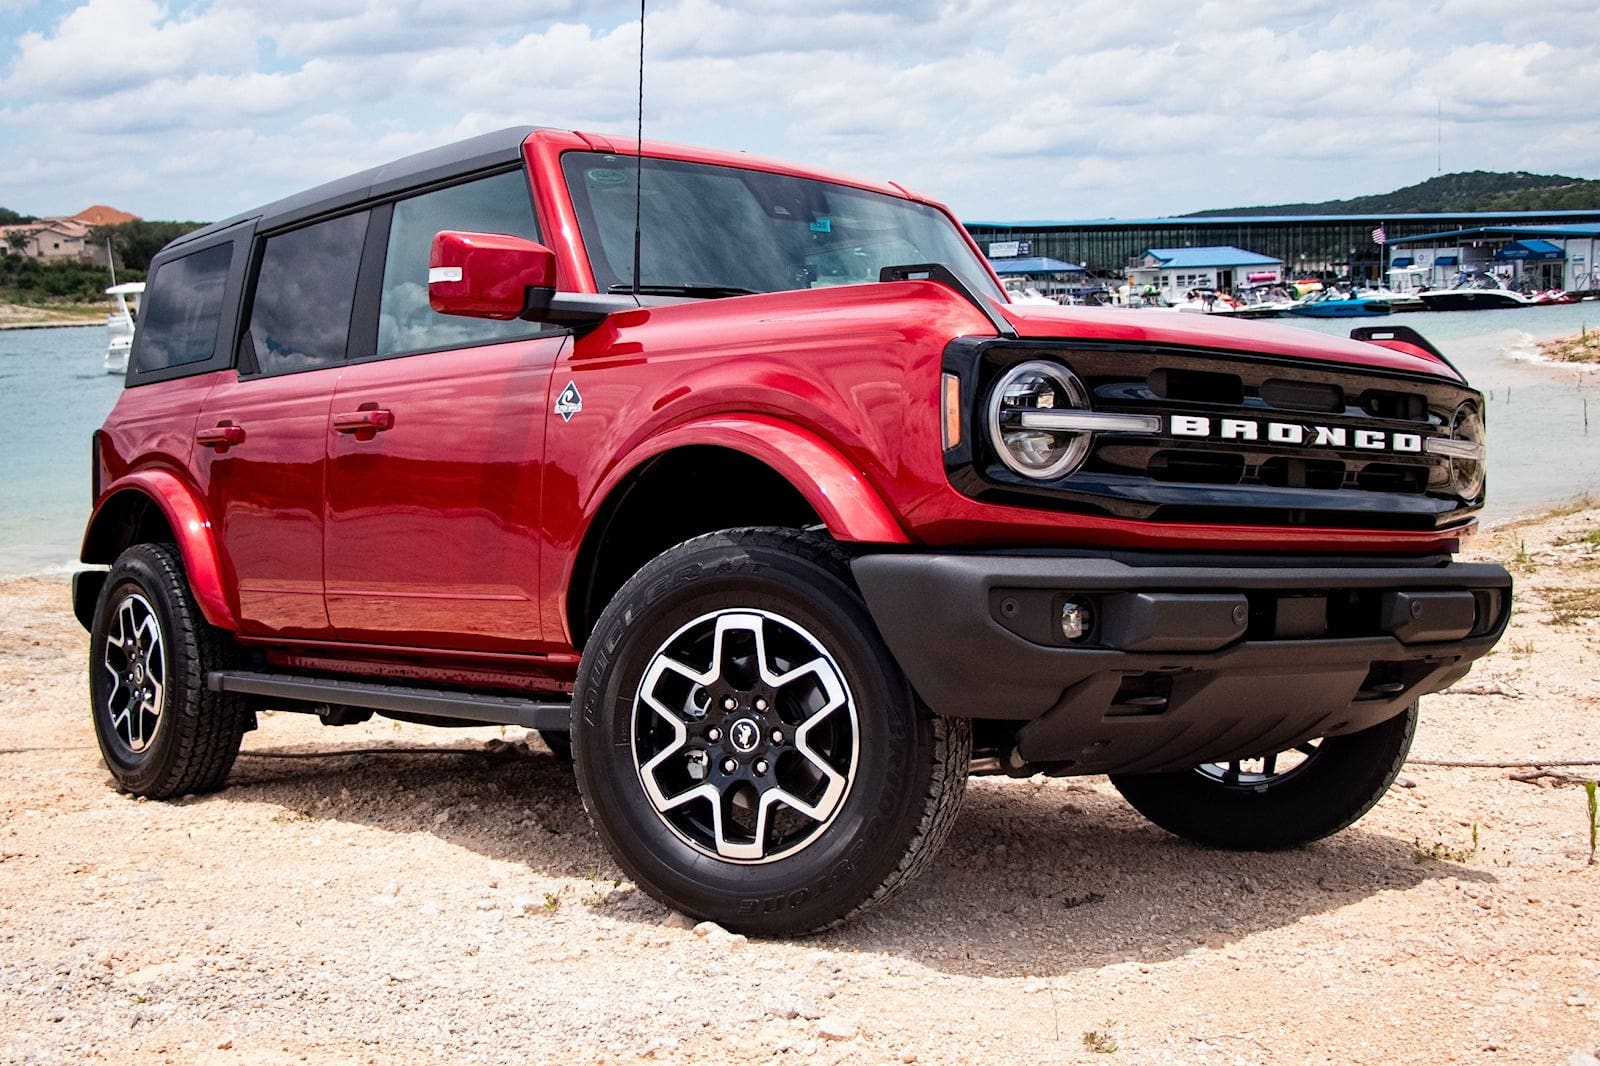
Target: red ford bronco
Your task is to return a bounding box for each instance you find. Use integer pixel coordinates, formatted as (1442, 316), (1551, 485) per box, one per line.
(76, 127), (1510, 934)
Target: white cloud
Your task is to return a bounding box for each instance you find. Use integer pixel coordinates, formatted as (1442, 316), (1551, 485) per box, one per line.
(0, 0), (1594, 222)
(4, 0), (257, 98)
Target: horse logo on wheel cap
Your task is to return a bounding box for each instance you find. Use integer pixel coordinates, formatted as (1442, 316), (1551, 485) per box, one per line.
(729, 718), (760, 753)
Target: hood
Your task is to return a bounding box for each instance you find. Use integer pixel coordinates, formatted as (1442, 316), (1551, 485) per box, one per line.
(996, 303), (1464, 383)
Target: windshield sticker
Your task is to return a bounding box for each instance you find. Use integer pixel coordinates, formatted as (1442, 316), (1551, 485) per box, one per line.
(586, 168), (629, 186)
(809, 218), (832, 233)
(555, 381), (583, 422)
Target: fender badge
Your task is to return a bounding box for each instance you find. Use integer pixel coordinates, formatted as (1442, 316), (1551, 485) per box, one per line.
(555, 381), (583, 422)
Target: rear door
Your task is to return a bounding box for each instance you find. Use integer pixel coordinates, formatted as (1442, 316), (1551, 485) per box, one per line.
(193, 210), (371, 638)
(323, 169), (565, 651)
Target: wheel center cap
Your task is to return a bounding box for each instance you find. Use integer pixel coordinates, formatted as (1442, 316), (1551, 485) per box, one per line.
(728, 717), (761, 754)
(132, 664), (144, 684)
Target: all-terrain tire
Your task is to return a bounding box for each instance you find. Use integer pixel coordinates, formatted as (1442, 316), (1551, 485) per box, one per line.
(572, 527), (969, 936)
(1109, 703), (1418, 850)
(88, 543), (252, 798)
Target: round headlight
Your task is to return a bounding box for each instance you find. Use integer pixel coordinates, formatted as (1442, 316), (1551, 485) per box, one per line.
(987, 361), (1091, 479)
(1449, 400), (1486, 500)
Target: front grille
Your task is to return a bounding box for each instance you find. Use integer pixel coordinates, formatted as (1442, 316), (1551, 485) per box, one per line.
(944, 338), (1482, 530)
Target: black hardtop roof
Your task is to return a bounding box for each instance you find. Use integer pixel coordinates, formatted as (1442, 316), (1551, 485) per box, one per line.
(165, 125), (540, 253)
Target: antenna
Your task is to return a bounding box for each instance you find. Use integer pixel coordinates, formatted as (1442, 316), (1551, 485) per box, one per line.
(631, 0), (645, 298)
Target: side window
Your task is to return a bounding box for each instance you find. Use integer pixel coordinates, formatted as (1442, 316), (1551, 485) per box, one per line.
(377, 170), (543, 356)
(245, 211), (369, 375)
(133, 242), (233, 373)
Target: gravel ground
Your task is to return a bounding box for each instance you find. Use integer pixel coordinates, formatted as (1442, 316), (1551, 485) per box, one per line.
(2, 508), (1598, 1065)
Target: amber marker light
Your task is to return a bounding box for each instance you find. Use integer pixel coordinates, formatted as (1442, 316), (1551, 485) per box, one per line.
(942, 373), (963, 450)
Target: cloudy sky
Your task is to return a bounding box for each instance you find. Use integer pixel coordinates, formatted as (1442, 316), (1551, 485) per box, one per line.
(2, 0), (1597, 225)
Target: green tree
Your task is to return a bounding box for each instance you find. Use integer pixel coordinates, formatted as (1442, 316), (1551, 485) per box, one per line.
(90, 219), (208, 271)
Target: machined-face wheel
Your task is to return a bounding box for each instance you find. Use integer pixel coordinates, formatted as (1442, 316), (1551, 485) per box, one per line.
(88, 543), (252, 798)
(100, 592), (167, 755)
(632, 609), (859, 863)
(572, 528), (970, 935)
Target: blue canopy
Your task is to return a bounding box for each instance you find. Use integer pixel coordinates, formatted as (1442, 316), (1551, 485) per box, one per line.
(1140, 246), (1282, 269)
(1494, 239), (1564, 261)
(989, 256), (1085, 275)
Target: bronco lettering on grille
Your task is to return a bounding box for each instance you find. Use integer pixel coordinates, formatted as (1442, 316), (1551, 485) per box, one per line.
(1168, 415), (1423, 453)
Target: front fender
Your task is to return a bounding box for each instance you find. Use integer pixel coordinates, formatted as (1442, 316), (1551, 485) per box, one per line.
(598, 415), (910, 545)
(81, 470), (235, 631)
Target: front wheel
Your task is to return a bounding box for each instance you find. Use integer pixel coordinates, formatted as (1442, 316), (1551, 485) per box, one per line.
(88, 543), (252, 798)
(1109, 704), (1417, 850)
(572, 528), (969, 936)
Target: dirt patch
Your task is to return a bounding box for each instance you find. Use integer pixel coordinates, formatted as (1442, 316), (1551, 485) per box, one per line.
(3, 513), (1599, 1064)
(1539, 331), (1600, 365)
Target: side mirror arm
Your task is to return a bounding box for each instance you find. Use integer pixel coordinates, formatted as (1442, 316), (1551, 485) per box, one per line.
(523, 290), (638, 333)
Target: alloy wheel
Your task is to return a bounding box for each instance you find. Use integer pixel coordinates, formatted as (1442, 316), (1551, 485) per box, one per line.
(101, 592), (166, 754)
(630, 609), (859, 863)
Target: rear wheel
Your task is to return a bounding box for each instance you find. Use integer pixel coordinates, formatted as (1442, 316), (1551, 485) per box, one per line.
(572, 528), (969, 935)
(1109, 704), (1417, 850)
(89, 543), (252, 798)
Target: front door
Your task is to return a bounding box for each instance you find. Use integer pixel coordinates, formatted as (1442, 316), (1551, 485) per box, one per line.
(321, 168), (566, 651)
(323, 336), (565, 650)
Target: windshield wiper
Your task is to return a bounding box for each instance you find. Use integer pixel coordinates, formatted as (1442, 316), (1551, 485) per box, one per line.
(608, 283), (759, 298)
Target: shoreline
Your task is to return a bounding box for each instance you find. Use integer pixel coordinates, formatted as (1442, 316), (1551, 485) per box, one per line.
(0, 319), (103, 330)
(0, 300), (106, 330)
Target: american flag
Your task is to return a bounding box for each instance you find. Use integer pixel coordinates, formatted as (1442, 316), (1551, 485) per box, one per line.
(1372, 225), (1387, 245)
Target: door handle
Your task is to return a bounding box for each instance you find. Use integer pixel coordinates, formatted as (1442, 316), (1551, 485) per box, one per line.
(196, 421), (246, 451)
(333, 407), (395, 434)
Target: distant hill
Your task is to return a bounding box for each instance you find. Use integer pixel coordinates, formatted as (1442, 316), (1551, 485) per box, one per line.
(1185, 171), (1600, 217)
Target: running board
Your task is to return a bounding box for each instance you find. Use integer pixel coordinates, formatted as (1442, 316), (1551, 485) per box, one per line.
(205, 670), (571, 731)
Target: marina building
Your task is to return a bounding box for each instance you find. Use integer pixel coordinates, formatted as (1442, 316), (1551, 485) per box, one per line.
(1385, 224), (1600, 293)
(965, 210), (1600, 285)
(1125, 246), (1282, 296)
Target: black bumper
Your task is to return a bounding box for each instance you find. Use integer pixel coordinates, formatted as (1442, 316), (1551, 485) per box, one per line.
(851, 552), (1511, 775)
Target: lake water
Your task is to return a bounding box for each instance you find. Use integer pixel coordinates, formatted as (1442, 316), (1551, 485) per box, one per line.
(1, 304), (1596, 576)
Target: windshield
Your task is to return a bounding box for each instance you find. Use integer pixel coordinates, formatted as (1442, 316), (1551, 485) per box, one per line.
(561, 152), (1004, 301)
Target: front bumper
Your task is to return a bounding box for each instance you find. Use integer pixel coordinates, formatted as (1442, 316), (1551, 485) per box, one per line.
(851, 551), (1511, 775)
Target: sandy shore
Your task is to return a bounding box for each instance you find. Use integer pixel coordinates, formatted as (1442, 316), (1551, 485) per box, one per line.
(1541, 331), (1600, 365)
(0, 302), (105, 329)
(2, 509), (1598, 1064)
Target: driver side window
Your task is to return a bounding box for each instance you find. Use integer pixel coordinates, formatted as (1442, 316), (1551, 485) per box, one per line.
(377, 170), (546, 356)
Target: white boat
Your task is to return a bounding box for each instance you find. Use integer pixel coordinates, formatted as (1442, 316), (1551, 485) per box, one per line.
(1002, 279), (1059, 306)
(1417, 272), (1537, 312)
(105, 281), (143, 374)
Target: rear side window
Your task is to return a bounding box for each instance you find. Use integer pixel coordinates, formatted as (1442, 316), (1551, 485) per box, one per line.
(133, 243), (233, 373)
(377, 170), (544, 356)
(245, 211), (369, 375)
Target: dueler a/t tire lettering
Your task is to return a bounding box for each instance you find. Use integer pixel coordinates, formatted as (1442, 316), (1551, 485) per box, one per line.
(571, 527), (970, 936)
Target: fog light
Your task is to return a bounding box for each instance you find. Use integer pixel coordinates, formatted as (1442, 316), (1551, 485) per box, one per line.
(1061, 599), (1093, 641)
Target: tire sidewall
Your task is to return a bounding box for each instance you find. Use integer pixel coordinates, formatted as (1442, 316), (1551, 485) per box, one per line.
(574, 535), (930, 933)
